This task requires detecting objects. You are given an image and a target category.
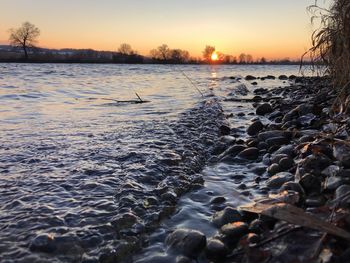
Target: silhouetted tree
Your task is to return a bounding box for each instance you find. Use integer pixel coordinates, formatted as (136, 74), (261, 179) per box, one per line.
(246, 54), (253, 64)
(9, 21), (40, 60)
(239, 53), (247, 64)
(118, 43), (134, 55)
(203, 45), (215, 62)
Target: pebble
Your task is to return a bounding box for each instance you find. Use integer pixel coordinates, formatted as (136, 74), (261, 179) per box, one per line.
(237, 147), (259, 160)
(299, 173), (321, 194)
(256, 103), (273, 116)
(29, 234), (57, 253)
(266, 172), (294, 188)
(165, 229), (206, 258)
(220, 222), (248, 240)
(247, 121), (264, 136)
(205, 239), (228, 260)
(212, 207), (242, 227)
(335, 185), (350, 206)
(267, 163), (280, 176)
(279, 157), (294, 171)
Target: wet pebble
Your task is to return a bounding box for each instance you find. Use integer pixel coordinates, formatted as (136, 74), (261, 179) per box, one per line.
(212, 207), (242, 227)
(266, 172), (294, 188)
(237, 147), (259, 160)
(247, 121), (264, 136)
(165, 229), (206, 258)
(256, 103), (273, 116)
(205, 239), (228, 260)
(29, 234), (57, 253)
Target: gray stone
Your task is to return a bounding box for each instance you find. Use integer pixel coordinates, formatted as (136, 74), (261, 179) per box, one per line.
(266, 136), (289, 146)
(335, 185), (350, 206)
(333, 141), (350, 168)
(247, 121), (264, 136)
(237, 147), (259, 160)
(280, 182), (305, 196)
(274, 145), (295, 157)
(305, 196), (325, 207)
(325, 177), (346, 190)
(29, 234), (57, 253)
(220, 222), (248, 239)
(256, 103), (273, 115)
(212, 207), (242, 227)
(205, 239), (228, 260)
(266, 172), (294, 188)
(321, 165), (340, 177)
(258, 130), (292, 141)
(299, 173), (321, 194)
(267, 163), (280, 176)
(165, 229), (206, 258)
(245, 75), (257, 81)
(271, 154), (289, 164)
(279, 157), (294, 171)
(218, 145), (246, 160)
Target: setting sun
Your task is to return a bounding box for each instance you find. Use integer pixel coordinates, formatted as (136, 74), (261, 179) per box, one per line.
(211, 52), (219, 61)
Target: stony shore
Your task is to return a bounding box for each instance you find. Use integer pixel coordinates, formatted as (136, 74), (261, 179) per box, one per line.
(159, 76), (350, 263)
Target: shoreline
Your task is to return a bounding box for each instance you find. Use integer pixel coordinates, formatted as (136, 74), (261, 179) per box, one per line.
(136, 75), (350, 262)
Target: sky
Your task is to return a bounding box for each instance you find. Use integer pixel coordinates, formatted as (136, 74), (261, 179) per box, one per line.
(0, 0), (331, 60)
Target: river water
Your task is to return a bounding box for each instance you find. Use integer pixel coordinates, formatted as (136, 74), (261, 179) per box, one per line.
(0, 64), (304, 262)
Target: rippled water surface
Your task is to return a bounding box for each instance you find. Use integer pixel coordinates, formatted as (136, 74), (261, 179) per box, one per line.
(0, 64), (303, 262)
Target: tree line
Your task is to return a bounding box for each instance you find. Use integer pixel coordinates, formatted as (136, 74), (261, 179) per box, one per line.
(3, 21), (300, 64)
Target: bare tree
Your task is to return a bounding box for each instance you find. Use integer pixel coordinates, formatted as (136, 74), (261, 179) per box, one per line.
(9, 22), (40, 60)
(149, 44), (171, 61)
(203, 45), (215, 61)
(118, 43), (133, 55)
(239, 53), (247, 64)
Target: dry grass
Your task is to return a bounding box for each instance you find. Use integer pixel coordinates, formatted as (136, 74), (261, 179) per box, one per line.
(306, 0), (350, 112)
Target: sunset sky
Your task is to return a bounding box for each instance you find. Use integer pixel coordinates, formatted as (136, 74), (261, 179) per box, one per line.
(0, 0), (330, 60)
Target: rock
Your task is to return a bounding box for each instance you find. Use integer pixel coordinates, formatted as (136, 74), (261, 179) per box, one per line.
(249, 219), (267, 234)
(256, 103), (273, 116)
(212, 207), (242, 227)
(266, 136), (289, 146)
(298, 113), (316, 126)
(305, 196), (326, 207)
(247, 121), (264, 136)
(218, 145), (246, 160)
(298, 154), (332, 176)
(280, 182), (305, 196)
(267, 163), (280, 176)
(165, 229), (206, 258)
(258, 130), (291, 141)
(289, 75), (297, 80)
(333, 141), (350, 168)
(238, 147), (259, 160)
(265, 75), (276, 80)
(240, 233), (260, 245)
(279, 157), (294, 171)
(299, 173), (321, 194)
(210, 196), (226, 204)
(245, 75), (256, 81)
(335, 185), (350, 207)
(270, 154), (289, 164)
(325, 177), (347, 191)
(219, 125), (231, 136)
(278, 75), (288, 80)
(321, 165), (340, 177)
(220, 222), (248, 239)
(274, 145), (295, 157)
(266, 172), (294, 188)
(251, 82), (258, 85)
(29, 234), (57, 253)
(205, 239), (228, 260)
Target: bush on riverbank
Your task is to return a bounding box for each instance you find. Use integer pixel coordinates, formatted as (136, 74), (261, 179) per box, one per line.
(307, 0), (350, 112)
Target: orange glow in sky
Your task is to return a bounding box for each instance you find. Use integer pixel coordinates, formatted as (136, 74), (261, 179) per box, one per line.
(0, 0), (331, 60)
